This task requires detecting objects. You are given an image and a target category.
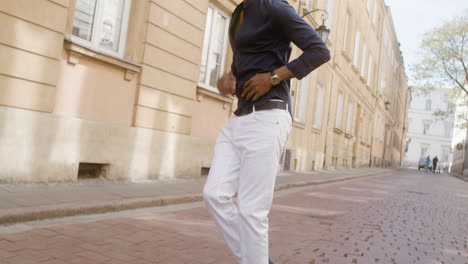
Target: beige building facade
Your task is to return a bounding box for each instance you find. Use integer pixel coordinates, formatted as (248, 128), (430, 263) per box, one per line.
(0, 0), (408, 183)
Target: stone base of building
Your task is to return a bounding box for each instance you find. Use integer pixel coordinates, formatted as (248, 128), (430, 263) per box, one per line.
(0, 107), (214, 183)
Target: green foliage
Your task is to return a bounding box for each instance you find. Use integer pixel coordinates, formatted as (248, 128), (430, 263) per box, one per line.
(413, 11), (467, 93)
(412, 11), (468, 128)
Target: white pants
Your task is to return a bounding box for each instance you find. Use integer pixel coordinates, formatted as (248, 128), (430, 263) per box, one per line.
(203, 108), (291, 264)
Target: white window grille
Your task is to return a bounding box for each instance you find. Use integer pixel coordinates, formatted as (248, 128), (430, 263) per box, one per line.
(345, 102), (354, 134)
(360, 42), (367, 75)
(425, 99), (432, 111)
(367, 55), (373, 87)
(294, 76), (310, 124)
(325, 0), (334, 28)
(72, 0), (132, 57)
(342, 13), (350, 52)
(313, 83), (325, 130)
(423, 121), (431, 134)
(353, 30), (361, 67)
(335, 92), (344, 129)
(198, 4), (230, 92)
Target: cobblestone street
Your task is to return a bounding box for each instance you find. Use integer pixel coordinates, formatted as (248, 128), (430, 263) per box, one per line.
(1, 169), (467, 264)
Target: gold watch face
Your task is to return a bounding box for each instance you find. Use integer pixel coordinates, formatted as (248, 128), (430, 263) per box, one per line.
(271, 75), (280, 85)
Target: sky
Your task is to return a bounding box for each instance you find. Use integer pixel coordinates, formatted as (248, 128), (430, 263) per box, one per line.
(383, 0), (467, 84)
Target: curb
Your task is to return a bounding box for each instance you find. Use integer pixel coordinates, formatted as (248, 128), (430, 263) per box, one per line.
(0, 170), (396, 225)
(449, 173), (468, 182)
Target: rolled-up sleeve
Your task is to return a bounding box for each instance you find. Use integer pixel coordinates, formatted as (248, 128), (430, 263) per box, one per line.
(271, 0), (331, 79)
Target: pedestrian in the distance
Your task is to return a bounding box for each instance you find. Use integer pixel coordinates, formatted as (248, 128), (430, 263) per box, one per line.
(432, 156), (438, 173)
(425, 155), (431, 171)
(202, 0), (330, 263)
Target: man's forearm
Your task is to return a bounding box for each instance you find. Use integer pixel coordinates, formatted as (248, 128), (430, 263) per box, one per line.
(274, 65), (296, 82)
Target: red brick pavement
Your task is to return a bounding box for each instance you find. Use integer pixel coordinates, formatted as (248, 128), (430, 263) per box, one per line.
(0, 169), (467, 264)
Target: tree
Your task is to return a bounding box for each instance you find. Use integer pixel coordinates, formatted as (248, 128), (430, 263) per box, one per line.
(412, 11), (468, 128)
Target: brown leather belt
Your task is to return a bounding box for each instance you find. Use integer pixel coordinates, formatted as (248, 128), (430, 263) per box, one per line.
(237, 100), (287, 116)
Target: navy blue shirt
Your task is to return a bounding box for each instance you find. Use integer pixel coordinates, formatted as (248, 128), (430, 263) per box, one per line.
(230, 0), (331, 116)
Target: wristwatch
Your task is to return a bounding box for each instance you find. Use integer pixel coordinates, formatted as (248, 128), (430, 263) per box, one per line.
(270, 71), (281, 86)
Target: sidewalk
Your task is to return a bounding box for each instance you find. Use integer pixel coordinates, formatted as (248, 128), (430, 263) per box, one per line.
(450, 172), (468, 182)
(0, 168), (397, 225)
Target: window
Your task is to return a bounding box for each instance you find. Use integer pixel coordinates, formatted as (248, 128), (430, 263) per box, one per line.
(367, 55), (373, 87)
(379, 72), (385, 94)
(366, 0), (372, 14)
(342, 12), (350, 52)
(373, 5), (378, 26)
(420, 144), (429, 157)
(447, 103), (452, 112)
(353, 30), (361, 67)
(423, 121), (430, 134)
(335, 92), (344, 129)
(346, 101), (354, 134)
(361, 112), (367, 142)
(425, 99), (432, 110)
(199, 5), (229, 92)
(294, 76), (310, 124)
(381, 122), (385, 141)
(313, 83), (325, 130)
(304, 0), (314, 10)
(325, 0), (334, 28)
(72, 0), (132, 57)
(444, 123), (453, 137)
(386, 130), (391, 146)
(360, 42), (367, 75)
(367, 118), (372, 144)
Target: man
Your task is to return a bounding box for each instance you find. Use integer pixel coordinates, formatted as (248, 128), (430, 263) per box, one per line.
(432, 156), (438, 173)
(203, 0), (330, 263)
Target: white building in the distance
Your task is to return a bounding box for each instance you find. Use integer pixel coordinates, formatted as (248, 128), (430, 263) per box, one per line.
(451, 92), (468, 176)
(404, 88), (454, 169)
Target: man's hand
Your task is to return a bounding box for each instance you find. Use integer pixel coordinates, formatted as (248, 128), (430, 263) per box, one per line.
(217, 72), (236, 96)
(241, 73), (273, 102)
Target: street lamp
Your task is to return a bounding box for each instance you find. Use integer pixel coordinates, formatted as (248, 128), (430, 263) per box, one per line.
(385, 101), (391, 111)
(301, 8), (331, 43)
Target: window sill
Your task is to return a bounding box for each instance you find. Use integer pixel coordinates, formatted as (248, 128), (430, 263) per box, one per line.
(345, 133), (353, 139)
(352, 65), (359, 74)
(311, 127), (322, 135)
(359, 76), (367, 84)
(293, 121), (306, 129)
(342, 51), (351, 63)
(334, 128), (344, 134)
(64, 40), (142, 80)
(196, 86), (234, 105)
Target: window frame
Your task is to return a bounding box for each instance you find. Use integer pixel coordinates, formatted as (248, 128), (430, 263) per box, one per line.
(335, 92), (344, 129)
(304, 0), (314, 10)
(325, 0), (334, 28)
(423, 120), (431, 134)
(353, 29), (361, 67)
(342, 12), (350, 52)
(345, 101), (354, 135)
(425, 99), (432, 111)
(71, 0), (132, 58)
(294, 76), (310, 124)
(313, 83), (326, 130)
(360, 41), (367, 76)
(198, 4), (230, 94)
(367, 54), (373, 87)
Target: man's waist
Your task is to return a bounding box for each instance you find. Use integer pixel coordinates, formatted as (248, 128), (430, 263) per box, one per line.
(235, 100), (287, 116)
